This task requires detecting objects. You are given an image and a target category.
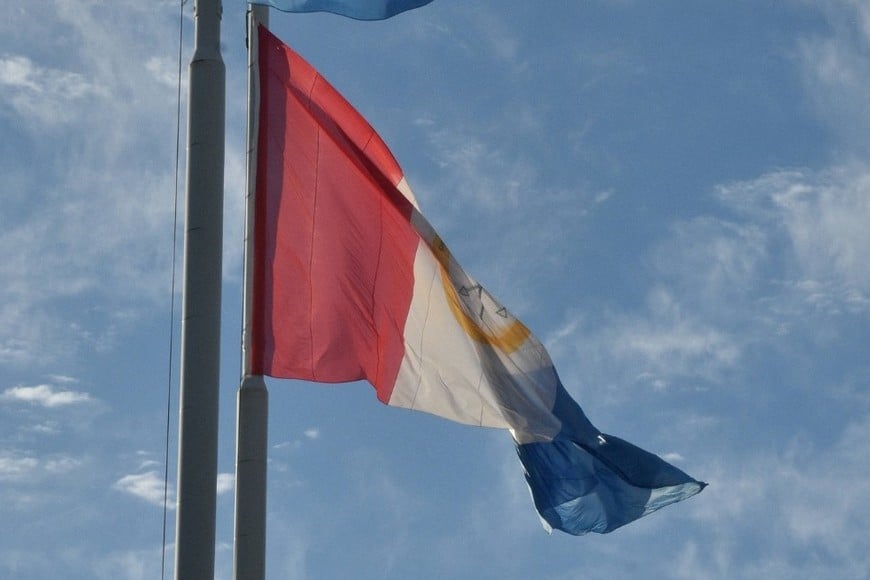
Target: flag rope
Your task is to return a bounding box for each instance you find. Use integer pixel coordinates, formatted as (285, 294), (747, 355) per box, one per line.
(161, 0), (188, 578)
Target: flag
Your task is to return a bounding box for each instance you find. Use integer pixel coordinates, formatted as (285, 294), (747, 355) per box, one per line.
(249, 0), (434, 20)
(251, 25), (705, 535)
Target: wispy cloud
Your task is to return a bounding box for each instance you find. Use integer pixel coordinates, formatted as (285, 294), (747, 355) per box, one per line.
(798, 0), (870, 153)
(92, 546), (167, 580)
(1, 384), (92, 407)
(274, 427), (322, 451)
(0, 450), (83, 483)
(679, 413), (870, 579)
(0, 453), (39, 482)
(542, 160), (870, 415)
(0, 1), (185, 369)
(611, 287), (741, 375)
(0, 54), (109, 126)
(419, 123), (536, 211)
(698, 162), (863, 313)
(467, 8), (525, 71)
(27, 421), (61, 435)
(548, 290), (741, 399)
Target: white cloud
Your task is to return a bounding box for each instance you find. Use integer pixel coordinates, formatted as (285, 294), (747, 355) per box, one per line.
(1, 384), (92, 407)
(0, 453), (39, 482)
(28, 421), (60, 435)
(216, 472), (235, 495)
(0, 338), (32, 367)
(114, 471), (173, 508)
(661, 452), (685, 463)
(222, 141), (249, 282)
(274, 427), (321, 450)
(0, 55), (39, 89)
(137, 459), (161, 471)
(43, 456), (82, 474)
(0, 450), (83, 483)
(593, 189), (614, 204)
(115, 469), (235, 505)
(145, 56), (181, 89)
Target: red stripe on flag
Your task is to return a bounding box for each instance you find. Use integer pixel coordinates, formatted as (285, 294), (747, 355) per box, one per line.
(251, 27), (418, 403)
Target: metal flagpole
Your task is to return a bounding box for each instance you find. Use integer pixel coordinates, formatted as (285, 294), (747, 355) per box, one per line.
(234, 5), (270, 579)
(174, 0), (225, 577)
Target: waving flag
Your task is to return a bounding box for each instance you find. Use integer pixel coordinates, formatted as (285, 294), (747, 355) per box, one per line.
(251, 26), (705, 535)
(249, 0), (434, 20)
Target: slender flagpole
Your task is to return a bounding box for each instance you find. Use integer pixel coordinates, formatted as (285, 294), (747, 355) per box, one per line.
(234, 5), (270, 579)
(174, 0), (225, 577)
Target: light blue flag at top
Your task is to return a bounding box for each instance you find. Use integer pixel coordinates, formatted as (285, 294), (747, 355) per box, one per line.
(250, 0), (435, 20)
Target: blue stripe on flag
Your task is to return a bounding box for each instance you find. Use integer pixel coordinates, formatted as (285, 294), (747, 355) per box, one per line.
(517, 384), (706, 534)
(249, 0), (435, 20)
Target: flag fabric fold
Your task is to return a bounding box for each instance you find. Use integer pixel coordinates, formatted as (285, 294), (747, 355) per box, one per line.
(249, 0), (435, 20)
(252, 25), (705, 535)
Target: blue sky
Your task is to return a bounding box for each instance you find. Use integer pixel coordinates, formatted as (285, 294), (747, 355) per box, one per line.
(2, 0), (870, 578)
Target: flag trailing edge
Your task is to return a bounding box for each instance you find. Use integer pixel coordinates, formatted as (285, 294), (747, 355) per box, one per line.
(251, 25), (706, 535)
(248, 0), (435, 20)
